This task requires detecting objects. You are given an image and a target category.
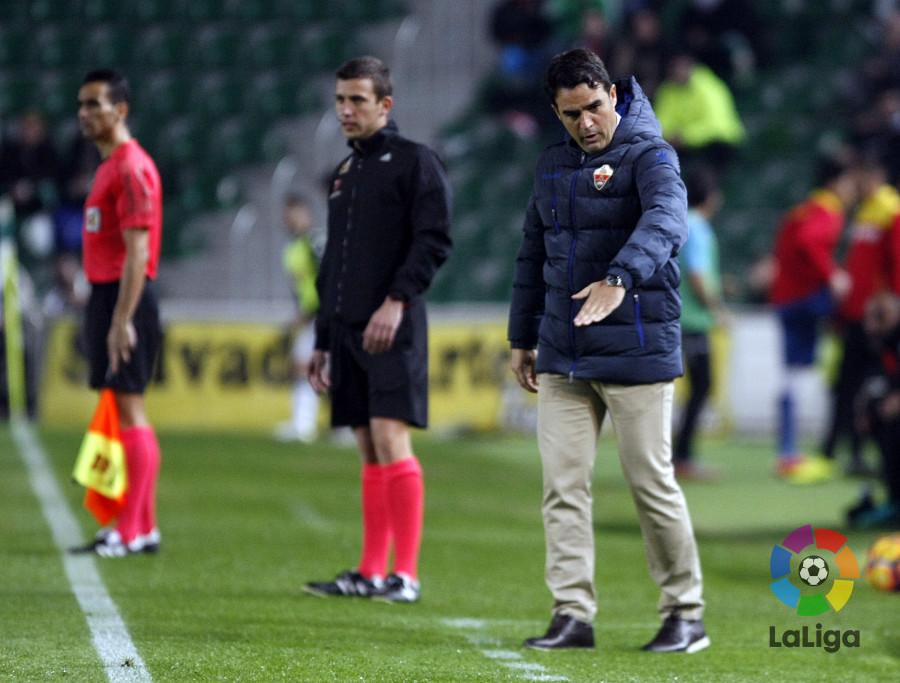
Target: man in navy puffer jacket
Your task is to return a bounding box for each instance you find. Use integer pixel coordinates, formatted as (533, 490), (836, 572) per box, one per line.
(508, 49), (708, 654)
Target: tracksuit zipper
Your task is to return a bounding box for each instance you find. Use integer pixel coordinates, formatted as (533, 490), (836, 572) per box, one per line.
(567, 152), (588, 381)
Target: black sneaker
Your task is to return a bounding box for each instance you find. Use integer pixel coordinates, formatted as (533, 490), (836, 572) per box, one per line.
(524, 614), (595, 650)
(641, 613), (710, 653)
(303, 570), (383, 598)
(372, 573), (420, 603)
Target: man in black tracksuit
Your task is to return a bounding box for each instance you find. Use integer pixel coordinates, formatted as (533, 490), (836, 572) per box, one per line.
(509, 49), (707, 652)
(304, 56), (452, 604)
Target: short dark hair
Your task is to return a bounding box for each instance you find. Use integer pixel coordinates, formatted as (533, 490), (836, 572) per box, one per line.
(814, 151), (854, 188)
(82, 69), (131, 105)
(684, 166), (720, 207)
(543, 49), (613, 105)
(336, 56), (392, 100)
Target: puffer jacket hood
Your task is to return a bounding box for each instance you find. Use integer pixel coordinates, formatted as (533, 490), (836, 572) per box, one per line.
(508, 77), (688, 385)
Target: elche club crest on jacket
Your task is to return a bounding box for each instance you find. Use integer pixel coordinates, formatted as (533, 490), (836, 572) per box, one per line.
(593, 164), (614, 191)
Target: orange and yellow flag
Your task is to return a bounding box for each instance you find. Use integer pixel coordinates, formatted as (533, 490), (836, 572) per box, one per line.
(72, 389), (127, 524)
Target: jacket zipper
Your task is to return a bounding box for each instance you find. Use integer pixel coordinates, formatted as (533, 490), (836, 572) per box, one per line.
(567, 152), (588, 381)
(633, 293), (645, 347)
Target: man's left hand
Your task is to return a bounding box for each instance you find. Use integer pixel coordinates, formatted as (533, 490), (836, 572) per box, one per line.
(363, 297), (405, 353)
(572, 281), (625, 326)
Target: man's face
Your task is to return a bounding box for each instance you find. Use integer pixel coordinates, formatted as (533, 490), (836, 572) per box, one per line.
(77, 81), (124, 142)
(553, 82), (618, 154)
(335, 78), (392, 142)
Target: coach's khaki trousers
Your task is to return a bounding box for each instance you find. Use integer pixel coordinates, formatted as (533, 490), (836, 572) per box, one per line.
(536, 373), (705, 623)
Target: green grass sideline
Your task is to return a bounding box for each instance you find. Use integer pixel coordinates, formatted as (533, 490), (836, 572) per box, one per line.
(1, 426), (898, 681)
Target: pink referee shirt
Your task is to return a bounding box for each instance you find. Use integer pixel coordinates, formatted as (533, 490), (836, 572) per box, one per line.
(82, 139), (162, 284)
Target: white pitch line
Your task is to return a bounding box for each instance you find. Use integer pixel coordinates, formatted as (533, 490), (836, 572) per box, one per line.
(444, 618), (570, 682)
(12, 420), (152, 682)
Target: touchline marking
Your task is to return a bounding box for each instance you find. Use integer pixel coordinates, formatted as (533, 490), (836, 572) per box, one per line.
(12, 420), (152, 682)
(443, 618), (570, 682)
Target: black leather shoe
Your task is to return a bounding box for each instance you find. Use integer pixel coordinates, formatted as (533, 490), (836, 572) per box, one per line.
(641, 613), (710, 653)
(524, 614), (595, 650)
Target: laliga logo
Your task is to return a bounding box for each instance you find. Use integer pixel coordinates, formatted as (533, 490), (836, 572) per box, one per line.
(768, 524), (861, 653)
(770, 524), (859, 615)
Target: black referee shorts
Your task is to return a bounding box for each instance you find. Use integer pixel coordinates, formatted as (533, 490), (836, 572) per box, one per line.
(85, 280), (162, 394)
(328, 300), (428, 429)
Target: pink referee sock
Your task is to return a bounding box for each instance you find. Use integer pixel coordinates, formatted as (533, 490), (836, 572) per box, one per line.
(358, 463), (391, 579)
(116, 426), (161, 544)
(384, 456), (424, 580)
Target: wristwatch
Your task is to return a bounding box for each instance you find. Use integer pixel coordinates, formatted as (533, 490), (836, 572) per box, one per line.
(604, 274), (625, 288)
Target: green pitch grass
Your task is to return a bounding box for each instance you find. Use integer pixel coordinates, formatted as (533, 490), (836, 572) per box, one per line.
(1, 425), (899, 682)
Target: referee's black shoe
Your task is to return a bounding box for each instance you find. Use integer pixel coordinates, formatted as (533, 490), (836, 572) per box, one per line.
(524, 614), (595, 650)
(303, 570), (383, 598)
(641, 613), (710, 653)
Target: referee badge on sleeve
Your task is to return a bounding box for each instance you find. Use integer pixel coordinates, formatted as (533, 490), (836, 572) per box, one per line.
(86, 207), (101, 233)
(593, 165), (614, 191)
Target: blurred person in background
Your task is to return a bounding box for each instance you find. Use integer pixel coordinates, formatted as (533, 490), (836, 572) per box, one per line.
(674, 166), (727, 481)
(797, 155), (900, 484)
(274, 193), (321, 444)
(652, 50), (745, 180)
(509, 48), (707, 654)
(0, 109), (60, 221)
(303, 57), (452, 604)
(607, 7), (669, 100)
(848, 291), (900, 528)
(769, 153), (858, 479)
(487, 0), (559, 137)
(69, 69), (164, 558)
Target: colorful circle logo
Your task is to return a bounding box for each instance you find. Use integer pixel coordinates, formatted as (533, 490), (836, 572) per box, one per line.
(770, 524), (859, 616)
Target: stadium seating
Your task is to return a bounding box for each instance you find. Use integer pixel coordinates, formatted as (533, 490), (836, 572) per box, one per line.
(0, 0), (401, 259)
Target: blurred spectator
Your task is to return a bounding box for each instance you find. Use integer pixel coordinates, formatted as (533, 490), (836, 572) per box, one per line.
(674, 166), (727, 481)
(42, 251), (89, 318)
(547, 0), (620, 58)
(571, 8), (614, 62)
(0, 110), (60, 220)
(808, 156), (900, 483)
(859, 10), (900, 98)
(274, 193), (320, 444)
(851, 88), (900, 185)
(652, 50), (746, 179)
(847, 290), (900, 528)
(769, 153), (859, 479)
(608, 7), (669, 99)
(487, 0), (558, 136)
(54, 133), (101, 254)
(676, 0), (767, 86)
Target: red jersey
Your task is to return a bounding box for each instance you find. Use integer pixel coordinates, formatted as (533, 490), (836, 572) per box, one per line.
(82, 139), (162, 284)
(840, 185), (900, 322)
(769, 189), (844, 306)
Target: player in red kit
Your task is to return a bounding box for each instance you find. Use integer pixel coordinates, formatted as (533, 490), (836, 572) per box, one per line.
(71, 69), (164, 557)
(769, 154), (857, 478)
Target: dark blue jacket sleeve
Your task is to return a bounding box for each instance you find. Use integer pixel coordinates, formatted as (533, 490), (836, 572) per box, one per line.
(608, 144), (687, 289)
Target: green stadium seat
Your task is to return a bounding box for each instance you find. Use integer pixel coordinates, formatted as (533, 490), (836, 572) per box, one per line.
(0, 72), (33, 113)
(83, 25), (134, 69)
(138, 71), (191, 119)
(241, 24), (296, 69)
(191, 72), (244, 119)
(189, 24), (244, 68)
(0, 26), (33, 66)
(135, 25), (188, 69)
(245, 71), (321, 118)
(34, 25), (85, 68)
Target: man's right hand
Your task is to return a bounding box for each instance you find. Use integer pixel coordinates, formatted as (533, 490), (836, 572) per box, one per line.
(510, 348), (539, 393)
(307, 350), (331, 394)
